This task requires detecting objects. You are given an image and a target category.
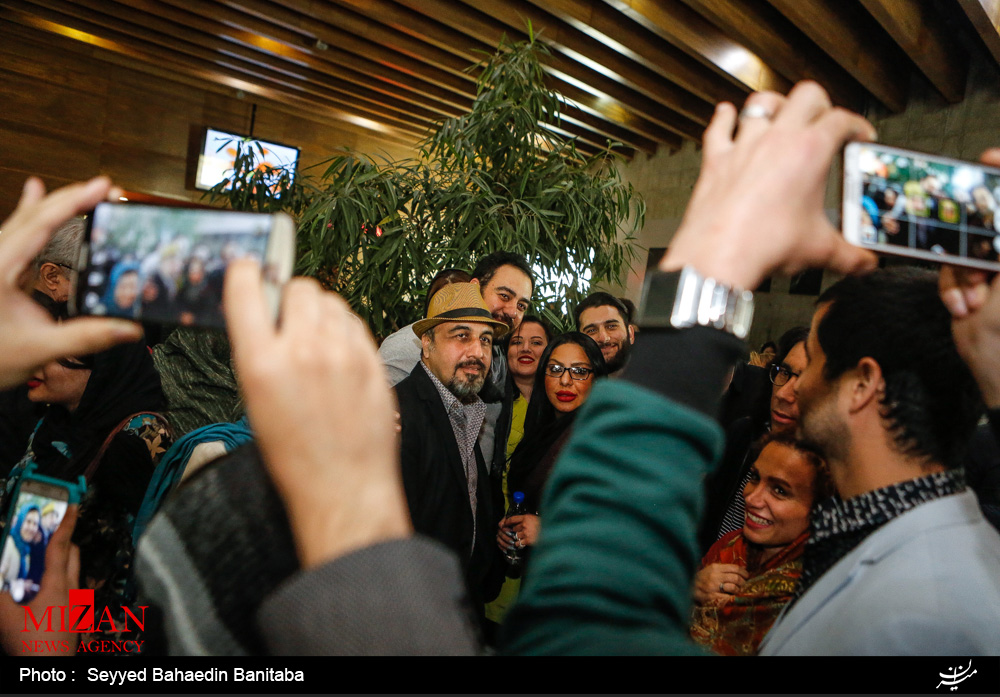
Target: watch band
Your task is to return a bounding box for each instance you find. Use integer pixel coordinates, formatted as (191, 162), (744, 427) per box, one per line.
(637, 266), (754, 339)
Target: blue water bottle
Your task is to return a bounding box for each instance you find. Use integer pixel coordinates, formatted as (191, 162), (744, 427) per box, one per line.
(503, 491), (527, 577)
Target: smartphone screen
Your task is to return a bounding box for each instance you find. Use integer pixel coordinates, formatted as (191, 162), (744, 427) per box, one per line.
(73, 203), (295, 328)
(843, 143), (1000, 272)
(1, 480), (70, 603)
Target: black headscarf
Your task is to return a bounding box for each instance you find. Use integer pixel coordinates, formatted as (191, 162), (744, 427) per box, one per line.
(31, 339), (165, 479)
(507, 332), (608, 510)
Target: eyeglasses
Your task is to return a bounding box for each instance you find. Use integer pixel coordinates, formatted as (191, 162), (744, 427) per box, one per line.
(769, 363), (800, 387)
(544, 364), (593, 381)
(54, 263), (74, 272)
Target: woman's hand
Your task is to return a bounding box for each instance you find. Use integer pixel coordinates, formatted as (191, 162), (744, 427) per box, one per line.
(692, 563), (748, 606)
(0, 506), (81, 656)
(0, 177), (142, 390)
(499, 514), (541, 549)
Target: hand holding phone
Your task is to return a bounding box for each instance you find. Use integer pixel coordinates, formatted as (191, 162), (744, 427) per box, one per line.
(0, 177), (142, 391)
(659, 82), (877, 290)
(0, 505), (81, 655)
(1, 468), (84, 603)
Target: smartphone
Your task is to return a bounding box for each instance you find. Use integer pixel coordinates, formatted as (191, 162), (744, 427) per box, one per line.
(1, 469), (85, 603)
(71, 203), (296, 328)
(843, 143), (1000, 272)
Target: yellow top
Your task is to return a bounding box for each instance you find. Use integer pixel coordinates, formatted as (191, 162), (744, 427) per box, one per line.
(485, 392), (528, 625)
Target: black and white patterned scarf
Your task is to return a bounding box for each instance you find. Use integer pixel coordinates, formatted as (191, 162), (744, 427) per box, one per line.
(791, 468), (966, 603)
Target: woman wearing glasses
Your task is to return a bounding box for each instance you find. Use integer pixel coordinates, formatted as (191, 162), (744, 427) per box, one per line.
(498, 333), (608, 565)
(0, 337), (171, 643)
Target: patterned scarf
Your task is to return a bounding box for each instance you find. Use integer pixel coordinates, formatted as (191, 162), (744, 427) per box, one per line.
(690, 529), (809, 656)
(792, 468), (966, 603)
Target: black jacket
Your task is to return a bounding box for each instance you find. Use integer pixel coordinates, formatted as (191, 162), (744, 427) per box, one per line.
(395, 364), (504, 609)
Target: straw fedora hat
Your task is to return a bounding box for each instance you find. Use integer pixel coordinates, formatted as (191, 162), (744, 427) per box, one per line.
(412, 282), (510, 339)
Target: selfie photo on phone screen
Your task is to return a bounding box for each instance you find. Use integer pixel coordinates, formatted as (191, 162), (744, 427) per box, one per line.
(844, 143), (1000, 271)
(75, 204), (294, 329)
(0, 486), (69, 603)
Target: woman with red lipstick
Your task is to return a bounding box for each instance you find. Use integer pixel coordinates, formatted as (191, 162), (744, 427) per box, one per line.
(503, 316), (552, 456)
(690, 433), (834, 655)
(0, 337), (171, 644)
(484, 317), (552, 634)
(500, 333), (608, 565)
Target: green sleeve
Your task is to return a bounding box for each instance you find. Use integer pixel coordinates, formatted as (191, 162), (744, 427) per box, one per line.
(501, 379), (725, 655)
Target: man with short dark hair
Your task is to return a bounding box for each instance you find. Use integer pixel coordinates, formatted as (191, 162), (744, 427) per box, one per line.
(469, 251), (535, 331)
(759, 268), (998, 654)
(395, 283), (510, 618)
(574, 292), (634, 375)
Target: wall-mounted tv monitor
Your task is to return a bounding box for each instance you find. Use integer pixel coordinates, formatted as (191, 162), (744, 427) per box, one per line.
(194, 127), (300, 194)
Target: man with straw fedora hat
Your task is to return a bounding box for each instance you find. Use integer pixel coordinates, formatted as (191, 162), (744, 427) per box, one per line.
(396, 283), (511, 621)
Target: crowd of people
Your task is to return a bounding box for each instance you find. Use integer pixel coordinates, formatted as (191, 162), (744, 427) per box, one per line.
(859, 147), (1000, 262)
(0, 81), (999, 658)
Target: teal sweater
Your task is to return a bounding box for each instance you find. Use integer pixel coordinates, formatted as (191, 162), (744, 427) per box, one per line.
(502, 378), (725, 655)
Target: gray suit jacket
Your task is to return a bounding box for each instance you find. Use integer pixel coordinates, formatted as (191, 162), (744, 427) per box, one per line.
(257, 537), (479, 655)
(760, 490), (1000, 655)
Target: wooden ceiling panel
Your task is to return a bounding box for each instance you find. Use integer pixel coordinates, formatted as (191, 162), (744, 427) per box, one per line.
(16, 0), (445, 128)
(954, 0), (1000, 71)
(857, 0), (967, 103)
(763, 0), (911, 111)
(2, 3), (432, 138)
(362, 0), (709, 139)
(524, 0), (748, 105)
(457, 0), (718, 123)
(2, 0), (995, 158)
(675, 0), (869, 110)
(601, 0), (792, 93)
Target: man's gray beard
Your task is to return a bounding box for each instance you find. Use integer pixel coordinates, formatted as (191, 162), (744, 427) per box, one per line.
(447, 373), (485, 404)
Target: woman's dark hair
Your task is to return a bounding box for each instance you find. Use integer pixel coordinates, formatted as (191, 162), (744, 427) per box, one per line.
(508, 332), (608, 509)
(760, 341), (777, 353)
(423, 268), (471, 316)
(502, 314), (553, 353)
(521, 332), (608, 436)
(815, 267), (982, 468)
(30, 339), (166, 478)
(747, 431), (835, 502)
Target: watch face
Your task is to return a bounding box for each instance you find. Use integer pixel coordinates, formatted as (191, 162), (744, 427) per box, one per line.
(638, 267), (753, 338)
(637, 269), (683, 328)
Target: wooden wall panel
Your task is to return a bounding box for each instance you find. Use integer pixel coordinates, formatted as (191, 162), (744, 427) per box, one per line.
(0, 24), (419, 218)
(0, 71), (107, 138)
(0, 122), (103, 181)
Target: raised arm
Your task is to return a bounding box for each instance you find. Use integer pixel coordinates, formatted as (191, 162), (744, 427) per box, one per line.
(503, 82), (877, 655)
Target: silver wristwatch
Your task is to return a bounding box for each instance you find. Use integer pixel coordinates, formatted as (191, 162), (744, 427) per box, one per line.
(637, 266), (754, 339)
